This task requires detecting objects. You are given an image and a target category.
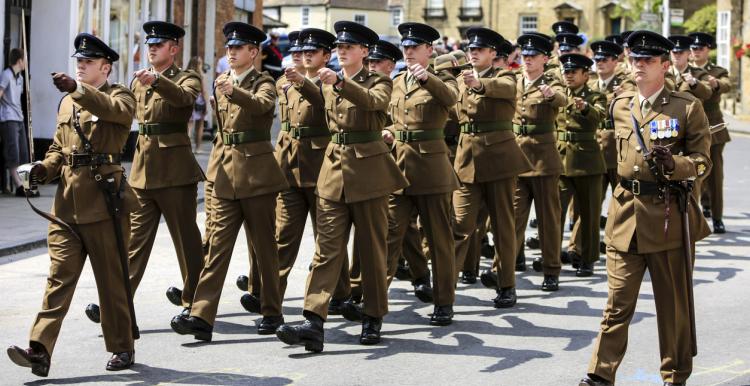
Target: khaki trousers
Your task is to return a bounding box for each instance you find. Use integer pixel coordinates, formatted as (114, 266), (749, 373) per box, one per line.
(30, 219), (134, 356)
(560, 175), (603, 264)
(569, 168), (617, 254)
(701, 143), (725, 220)
(514, 175), (562, 276)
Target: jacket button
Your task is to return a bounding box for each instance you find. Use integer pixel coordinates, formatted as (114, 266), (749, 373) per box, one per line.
(338, 113), (343, 118)
(521, 107), (526, 111)
(521, 118), (526, 123)
(566, 120), (570, 124)
(633, 165), (640, 172)
(405, 95), (409, 100)
(635, 145), (642, 152)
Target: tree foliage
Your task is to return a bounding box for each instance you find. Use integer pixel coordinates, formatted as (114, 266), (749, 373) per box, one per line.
(683, 4), (717, 34)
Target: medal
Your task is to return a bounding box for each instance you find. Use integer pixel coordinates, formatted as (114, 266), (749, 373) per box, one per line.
(650, 121), (658, 140)
(670, 118), (679, 137)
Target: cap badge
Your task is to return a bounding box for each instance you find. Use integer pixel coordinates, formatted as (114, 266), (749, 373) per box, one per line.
(232, 31), (238, 39)
(80, 38), (87, 49)
(151, 27), (156, 35)
(642, 36), (647, 46)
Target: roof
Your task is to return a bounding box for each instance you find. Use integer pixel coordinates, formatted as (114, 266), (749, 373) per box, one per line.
(554, 1), (583, 11)
(263, 14), (288, 28)
(264, 0), (389, 10)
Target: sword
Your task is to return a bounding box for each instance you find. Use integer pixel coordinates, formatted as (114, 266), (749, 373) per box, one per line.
(21, 9), (33, 162)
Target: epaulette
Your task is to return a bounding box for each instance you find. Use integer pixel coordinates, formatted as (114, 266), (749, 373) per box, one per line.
(612, 90), (636, 104)
(110, 82), (129, 91)
(56, 95), (66, 113)
(393, 71), (406, 80)
(671, 90), (698, 102)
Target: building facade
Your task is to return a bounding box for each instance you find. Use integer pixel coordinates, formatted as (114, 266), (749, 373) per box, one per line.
(263, 0), (393, 38)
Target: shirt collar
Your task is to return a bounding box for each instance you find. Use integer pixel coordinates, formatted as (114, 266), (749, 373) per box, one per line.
(600, 74), (615, 87)
(474, 66), (492, 78)
(525, 73), (543, 86)
(639, 85), (665, 108)
(231, 67), (255, 84)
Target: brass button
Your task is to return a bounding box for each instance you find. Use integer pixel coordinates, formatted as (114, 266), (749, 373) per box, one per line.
(635, 145), (642, 152)
(338, 113), (343, 118)
(405, 95), (410, 100)
(521, 118), (526, 123)
(565, 120), (570, 124)
(521, 107), (526, 111)
(633, 165), (640, 172)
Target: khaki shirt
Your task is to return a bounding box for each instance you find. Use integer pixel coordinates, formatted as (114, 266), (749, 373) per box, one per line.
(556, 84), (607, 177)
(41, 82), (139, 224)
(606, 88), (712, 253)
(316, 68), (408, 203)
(129, 64), (205, 189)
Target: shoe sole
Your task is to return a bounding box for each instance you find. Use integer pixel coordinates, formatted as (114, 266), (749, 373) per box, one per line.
(429, 318), (453, 326)
(541, 286), (559, 292)
(7, 348), (49, 377)
(106, 357), (134, 371)
(240, 296), (261, 314)
(170, 320), (212, 342)
(258, 326), (280, 335)
(494, 300), (517, 309)
(414, 290), (433, 303)
(276, 328), (323, 352)
(360, 337), (380, 345)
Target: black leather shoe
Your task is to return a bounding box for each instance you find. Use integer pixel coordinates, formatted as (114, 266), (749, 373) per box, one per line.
(480, 236), (494, 259)
(328, 298), (344, 315)
(541, 275), (559, 291)
(532, 256), (543, 272)
(576, 261), (594, 277)
(413, 276), (433, 303)
(703, 207), (712, 218)
(560, 251), (571, 264)
(713, 219), (726, 234)
(106, 351), (134, 371)
(236, 275), (249, 291)
(460, 270), (477, 284)
(85, 303), (101, 323)
(529, 218), (538, 228)
(515, 250), (527, 272)
(240, 292), (261, 314)
(430, 305), (454, 326)
(166, 286), (182, 307)
(394, 261), (412, 281)
(525, 235), (540, 249)
(276, 315), (324, 352)
(480, 269), (498, 289)
(170, 314), (212, 341)
(258, 315), (284, 335)
(340, 299), (364, 322)
(663, 382), (685, 386)
(7, 345), (50, 377)
(600, 215), (607, 229)
(569, 251), (582, 269)
(493, 287), (517, 308)
(600, 241), (607, 255)
(579, 374), (613, 386)
(360, 315), (382, 345)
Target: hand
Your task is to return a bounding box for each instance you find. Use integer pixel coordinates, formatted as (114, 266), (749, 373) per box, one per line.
(209, 96), (216, 110)
(573, 97), (587, 111)
(651, 145), (675, 173)
(613, 85), (623, 96)
(461, 70), (480, 89)
(707, 75), (719, 89)
(134, 69), (158, 86)
(285, 67), (304, 85)
(382, 129), (394, 145)
(318, 68), (339, 86)
(539, 84), (555, 99)
(683, 72), (697, 86)
(215, 76), (233, 96)
(52, 73), (77, 93)
(409, 63), (428, 82)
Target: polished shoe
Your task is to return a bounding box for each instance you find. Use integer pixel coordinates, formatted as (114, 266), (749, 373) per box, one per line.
(106, 351), (134, 371)
(529, 218), (538, 228)
(532, 256), (543, 272)
(236, 275), (249, 291)
(600, 241), (607, 255)
(165, 286), (183, 307)
(360, 315), (382, 345)
(493, 287), (517, 308)
(170, 314), (212, 341)
(600, 215), (607, 229)
(7, 345), (50, 377)
(515, 250), (527, 272)
(240, 292), (261, 314)
(413, 276), (434, 303)
(702, 206), (712, 218)
(479, 269), (498, 289)
(480, 236), (494, 259)
(340, 299), (364, 322)
(276, 314), (324, 352)
(663, 382), (685, 386)
(560, 251), (571, 264)
(460, 270), (477, 284)
(541, 275), (559, 291)
(576, 261), (594, 277)
(328, 298), (345, 315)
(394, 260), (412, 281)
(569, 251), (582, 269)
(429, 305), (454, 326)
(525, 235), (540, 249)
(85, 303), (101, 323)
(578, 374), (613, 386)
(713, 219), (726, 234)
(258, 315), (284, 335)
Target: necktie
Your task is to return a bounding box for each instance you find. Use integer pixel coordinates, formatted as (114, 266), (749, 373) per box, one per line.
(407, 74), (416, 89)
(599, 80), (605, 90)
(641, 99), (651, 118)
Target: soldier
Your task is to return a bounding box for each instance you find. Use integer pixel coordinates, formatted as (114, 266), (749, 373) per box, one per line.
(690, 32), (732, 234)
(580, 31), (711, 386)
(547, 21), (579, 74)
(666, 35), (712, 101)
(453, 27), (532, 307)
(276, 21), (407, 351)
(556, 53), (608, 277)
(511, 33), (566, 291)
(170, 22), (288, 341)
(367, 39), (401, 75)
(7, 33), (138, 374)
(380, 22), (459, 324)
(555, 33), (583, 55)
(83, 21), (205, 324)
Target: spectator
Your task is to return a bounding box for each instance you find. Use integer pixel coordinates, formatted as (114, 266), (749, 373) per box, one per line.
(187, 56), (208, 154)
(216, 53), (229, 75)
(262, 32), (283, 79)
(0, 48), (33, 197)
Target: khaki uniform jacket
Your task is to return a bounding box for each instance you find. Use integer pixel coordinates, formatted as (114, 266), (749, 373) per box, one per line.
(695, 62), (732, 144)
(606, 88), (712, 253)
(129, 64), (205, 189)
(211, 68), (289, 200)
(589, 73), (637, 169)
(454, 67), (531, 183)
(41, 82), (139, 224)
(279, 76), (330, 188)
(316, 68), (408, 203)
(388, 68), (459, 194)
(665, 66), (712, 101)
(514, 73), (566, 177)
(556, 85), (608, 177)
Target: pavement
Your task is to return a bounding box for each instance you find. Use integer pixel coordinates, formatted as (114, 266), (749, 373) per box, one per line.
(0, 116), (749, 385)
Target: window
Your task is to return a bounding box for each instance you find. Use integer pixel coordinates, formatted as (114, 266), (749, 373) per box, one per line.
(428, 0), (444, 7)
(234, 7), (250, 23)
(391, 7), (402, 27)
(354, 14), (366, 26)
(520, 15), (538, 34)
(717, 11), (730, 71)
(463, 0), (480, 7)
(301, 7), (310, 27)
(424, 0), (446, 18)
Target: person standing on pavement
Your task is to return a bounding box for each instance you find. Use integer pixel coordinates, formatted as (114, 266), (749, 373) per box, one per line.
(276, 21), (407, 351)
(580, 30), (712, 386)
(83, 21), (205, 324)
(7, 33), (138, 375)
(0, 48), (34, 197)
(170, 22), (288, 341)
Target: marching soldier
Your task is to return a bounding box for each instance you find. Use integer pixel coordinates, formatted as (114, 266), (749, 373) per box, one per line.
(556, 53), (608, 277)
(666, 35), (712, 101)
(7, 33), (138, 374)
(690, 32), (732, 234)
(170, 22), (287, 340)
(84, 21), (205, 323)
(452, 27), (532, 307)
(580, 31), (712, 386)
(512, 33), (566, 291)
(381, 22), (459, 324)
(276, 21), (407, 351)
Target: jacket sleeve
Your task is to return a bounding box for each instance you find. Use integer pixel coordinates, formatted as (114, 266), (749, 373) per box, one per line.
(476, 71), (516, 100)
(420, 71), (458, 107)
(229, 78), (277, 114)
(153, 71), (201, 107)
(295, 77), (325, 106)
(670, 98), (712, 181)
(546, 78), (567, 108)
(336, 74), (392, 111)
(70, 83), (135, 127)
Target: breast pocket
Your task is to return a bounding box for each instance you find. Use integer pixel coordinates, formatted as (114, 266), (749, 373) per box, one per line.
(529, 102), (552, 120)
(616, 128), (633, 162)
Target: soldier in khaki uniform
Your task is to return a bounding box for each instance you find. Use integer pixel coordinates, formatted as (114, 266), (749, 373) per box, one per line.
(276, 21), (407, 352)
(580, 31), (712, 386)
(690, 32), (732, 234)
(511, 33), (566, 292)
(380, 22), (459, 325)
(556, 53), (608, 278)
(453, 27), (532, 308)
(170, 22), (288, 341)
(83, 21), (205, 323)
(666, 35), (712, 101)
(7, 34), (138, 375)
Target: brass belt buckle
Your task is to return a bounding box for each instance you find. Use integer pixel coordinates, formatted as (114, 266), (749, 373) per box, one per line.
(632, 179), (641, 195)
